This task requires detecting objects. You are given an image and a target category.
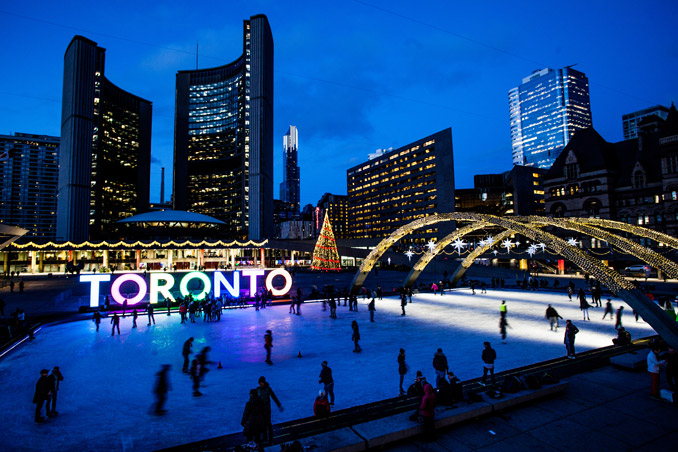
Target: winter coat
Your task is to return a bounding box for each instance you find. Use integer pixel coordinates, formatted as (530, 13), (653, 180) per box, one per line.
(33, 375), (51, 403)
(482, 347), (497, 364)
(256, 383), (281, 415)
(419, 384), (436, 418)
(182, 339), (193, 357)
(319, 366), (333, 385)
(313, 396), (331, 418)
(398, 353), (407, 375)
(564, 323), (579, 343)
(264, 333), (273, 349)
(352, 324), (360, 341)
(432, 352), (448, 372)
(241, 397), (266, 437)
(545, 307), (562, 319)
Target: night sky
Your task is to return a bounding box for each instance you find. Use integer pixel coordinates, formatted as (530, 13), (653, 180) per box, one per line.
(1, 1), (676, 207)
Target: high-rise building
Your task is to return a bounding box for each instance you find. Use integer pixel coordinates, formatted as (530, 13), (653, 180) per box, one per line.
(315, 193), (349, 239)
(347, 128), (455, 241)
(280, 125), (300, 215)
(509, 67), (592, 169)
(0, 133), (60, 239)
(57, 36), (152, 242)
(173, 15), (274, 240)
(622, 105), (670, 140)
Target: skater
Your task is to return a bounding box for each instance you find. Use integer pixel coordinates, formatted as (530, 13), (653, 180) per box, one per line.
(33, 369), (52, 423)
(122, 299), (128, 317)
(255, 291), (260, 311)
(314, 389), (331, 418)
(579, 289), (591, 321)
(500, 300), (507, 319)
(153, 364), (171, 415)
(407, 287), (413, 304)
(481, 342), (496, 386)
(368, 297), (376, 322)
(481, 281), (487, 294)
(469, 281), (475, 295)
(400, 292), (407, 316)
(351, 320), (361, 352)
(602, 299), (614, 319)
(92, 311), (101, 332)
(242, 388), (266, 444)
(432, 348), (449, 388)
(545, 304), (562, 331)
(296, 288), (302, 315)
(647, 344), (667, 398)
(197, 347), (212, 382)
(564, 320), (579, 358)
(264, 330), (273, 364)
(398, 348), (408, 395)
(110, 312), (120, 335)
(46, 366), (64, 417)
(179, 303), (187, 323)
(615, 306), (624, 329)
(319, 361), (335, 405)
(289, 297), (296, 314)
(499, 316), (509, 343)
(189, 301), (197, 322)
(255, 376), (283, 444)
(190, 358), (202, 396)
(592, 283), (602, 307)
(166, 297), (171, 316)
(147, 303), (155, 325)
(182, 337), (194, 373)
(132, 309), (138, 328)
(329, 297), (337, 319)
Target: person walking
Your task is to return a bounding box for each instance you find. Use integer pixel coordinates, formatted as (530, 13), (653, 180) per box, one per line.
(110, 312), (120, 336)
(319, 361), (335, 405)
(351, 320), (361, 352)
(153, 364), (171, 415)
(255, 376), (283, 444)
(432, 348), (449, 388)
(602, 299), (614, 320)
(368, 297), (376, 322)
(264, 330), (273, 364)
(33, 369), (52, 423)
(481, 342), (497, 386)
(615, 306), (624, 329)
(92, 311), (101, 332)
(242, 388), (266, 445)
(545, 304), (563, 331)
(579, 289), (591, 321)
(400, 293), (407, 316)
(564, 320), (579, 358)
(398, 348), (408, 395)
(647, 344), (667, 398)
(147, 303), (155, 326)
(182, 337), (194, 373)
(46, 366), (64, 417)
(132, 309), (138, 328)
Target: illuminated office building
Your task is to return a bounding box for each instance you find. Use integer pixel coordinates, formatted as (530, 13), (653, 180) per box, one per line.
(509, 67), (592, 168)
(315, 193), (349, 239)
(0, 133), (59, 239)
(347, 128), (455, 241)
(280, 125), (300, 215)
(173, 15), (274, 240)
(622, 105), (669, 140)
(58, 36), (152, 242)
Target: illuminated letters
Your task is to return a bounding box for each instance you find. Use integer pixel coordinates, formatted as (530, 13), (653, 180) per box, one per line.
(150, 273), (176, 304)
(266, 268), (293, 296)
(214, 271), (240, 298)
(242, 269), (265, 296)
(80, 274), (111, 307)
(111, 274), (148, 305)
(179, 271), (212, 301)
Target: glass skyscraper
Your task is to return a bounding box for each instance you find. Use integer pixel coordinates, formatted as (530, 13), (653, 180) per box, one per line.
(280, 125), (300, 215)
(622, 105), (669, 140)
(174, 15), (273, 240)
(509, 67), (592, 169)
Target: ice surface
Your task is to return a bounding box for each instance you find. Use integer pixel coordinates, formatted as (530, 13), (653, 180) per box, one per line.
(0, 288), (655, 451)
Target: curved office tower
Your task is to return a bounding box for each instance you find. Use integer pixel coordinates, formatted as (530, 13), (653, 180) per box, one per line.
(58, 36), (152, 242)
(173, 15), (274, 240)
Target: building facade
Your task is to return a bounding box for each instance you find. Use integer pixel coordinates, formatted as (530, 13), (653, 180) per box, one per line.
(347, 128), (455, 241)
(0, 133), (60, 239)
(315, 193), (349, 239)
(543, 105), (678, 242)
(173, 15), (274, 240)
(280, 125), (300, 215)
(622, 105), (669, 140)
(58, 36), (152, 242)
(509, 67), (592, 169)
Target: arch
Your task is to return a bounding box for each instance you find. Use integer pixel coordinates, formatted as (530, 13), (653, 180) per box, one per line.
(448, 229), (515, 287)
(567, 217), (678, 249)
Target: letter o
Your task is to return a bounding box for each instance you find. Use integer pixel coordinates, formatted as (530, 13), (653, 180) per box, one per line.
(265, 268), (293, 296)
(180, 272), (212, 301)
(111, 274), (148, 305)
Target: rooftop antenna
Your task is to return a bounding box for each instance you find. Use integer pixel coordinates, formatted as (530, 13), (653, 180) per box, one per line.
(565, 63), (578, 69)
(160, 167), (165, 205)
(196, 42), (199, 69)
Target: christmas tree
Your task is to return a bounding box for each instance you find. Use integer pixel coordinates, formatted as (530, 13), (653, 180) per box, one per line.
(311, 213), (341, 271)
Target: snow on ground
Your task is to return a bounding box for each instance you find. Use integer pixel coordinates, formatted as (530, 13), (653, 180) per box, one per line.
(0, 288), (656, 452)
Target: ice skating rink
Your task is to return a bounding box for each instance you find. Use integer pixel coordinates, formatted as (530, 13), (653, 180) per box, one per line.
(0, 288), (656, 451)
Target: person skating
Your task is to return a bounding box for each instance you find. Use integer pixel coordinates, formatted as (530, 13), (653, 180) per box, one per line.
(432, 348), (449, 388)
(122, 299), (128, 317)
(197, 346), (212, 383)
(499, 316), (509, 343)
(545, 304), (563, 331)
(564, 320), (579, 358)
(33, 369), (51, 423)
(295, 288), (302, 315)
(615, 306), (624, 329)
(190, 358), (201, 397)
(46, 366), (64, 417)
(242, 388), (266, 444)
(92, 311), (101, 332)
(153, 364), (171, 415)
(368, 297), (376, 322)
(166, 297), (171, 316)
(319, 361), (335, 405)
(313, 389), (331, 418)
(500, 300), (507, 319)
(398, 348), (408, 395)
(481, 342), (496, 386)
(264, 330), (273, 364)
(351, 320), (361, 352)
(182, 337), (194, 373)
(329, 297), (337, 319)
(179, 303), (187, 323)
(255, 376), (283, 444)
(132, 309), (138, 328)
(400, 293), (407, 316)
(579, 289), (591, 321)
(147, 303), (155, 326)
(602, 299), (614, 320)
(110, 312), (120, 336)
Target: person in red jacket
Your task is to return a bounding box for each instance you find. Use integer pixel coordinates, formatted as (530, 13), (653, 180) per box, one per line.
(419, 383), (436, 439)
(313, 389), (331, 418)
